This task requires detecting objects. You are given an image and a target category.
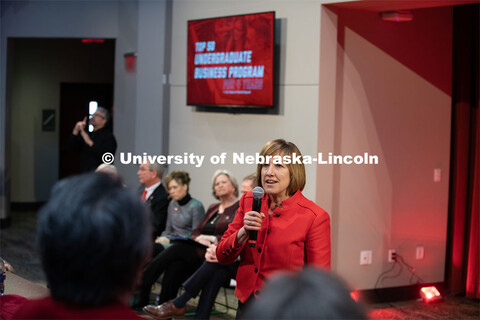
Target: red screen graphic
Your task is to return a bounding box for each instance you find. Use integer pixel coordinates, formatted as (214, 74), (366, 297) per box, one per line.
(187, 12), (275, 107)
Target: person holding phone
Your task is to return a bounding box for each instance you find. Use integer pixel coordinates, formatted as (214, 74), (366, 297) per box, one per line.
(67, 107), (117, 172)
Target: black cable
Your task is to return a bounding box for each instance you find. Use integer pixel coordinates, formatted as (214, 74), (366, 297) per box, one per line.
(374, 252), (425, 290)
(396, 253), (425, 284)
(374, 260), (401, 289)
(379, 261), (404, 285)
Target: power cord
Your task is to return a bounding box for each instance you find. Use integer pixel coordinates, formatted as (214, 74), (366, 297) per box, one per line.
(374, 252), (424, 288)
(396, 253), (424, 284)
(374, 255), (401, 289)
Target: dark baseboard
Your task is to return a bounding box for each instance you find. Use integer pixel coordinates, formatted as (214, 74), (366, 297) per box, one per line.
(0, 216), (11, 229)
(10, 202), (46, 212)
(358, 282), (446, 304)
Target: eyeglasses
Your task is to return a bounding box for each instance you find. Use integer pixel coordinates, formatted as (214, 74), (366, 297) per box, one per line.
(91, 113), (105, 119)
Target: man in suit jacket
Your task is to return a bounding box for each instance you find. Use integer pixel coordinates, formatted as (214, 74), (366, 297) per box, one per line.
(137, 162), (170, 241)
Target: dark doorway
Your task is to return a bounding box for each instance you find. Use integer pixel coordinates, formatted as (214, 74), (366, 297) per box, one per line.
(5, 36), (115, 224)
(59, 83), (114, 179)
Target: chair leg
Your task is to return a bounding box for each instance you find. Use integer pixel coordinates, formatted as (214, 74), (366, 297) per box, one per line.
(213, 285), (237, 314)
(224, 286), (229, 311)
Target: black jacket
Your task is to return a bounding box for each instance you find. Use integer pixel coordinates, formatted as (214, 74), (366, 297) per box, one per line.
(67, 127), (117, 172)
(143, 184), (170, 239)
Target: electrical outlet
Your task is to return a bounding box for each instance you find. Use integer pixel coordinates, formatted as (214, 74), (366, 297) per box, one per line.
(416, 245), (424, 260)
(360, 250), (372, 265)
(388, 249), (396, 262)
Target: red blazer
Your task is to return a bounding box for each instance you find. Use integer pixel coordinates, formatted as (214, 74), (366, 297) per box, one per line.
(13, 296), (144, 319)
(216, 190), (331, 303)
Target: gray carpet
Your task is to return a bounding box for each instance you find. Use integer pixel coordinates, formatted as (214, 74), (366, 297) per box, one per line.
(1, 211), (45, 286)
(369, 297), (479, 319)
(1, 210), (478, 320)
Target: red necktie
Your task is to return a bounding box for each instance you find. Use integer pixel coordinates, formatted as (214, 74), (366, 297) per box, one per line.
(141, 189), (147, 202)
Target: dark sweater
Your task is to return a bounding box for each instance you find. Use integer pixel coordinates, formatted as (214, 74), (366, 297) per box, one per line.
(191, 201), (239, 241)
(67, 127), (117, 172)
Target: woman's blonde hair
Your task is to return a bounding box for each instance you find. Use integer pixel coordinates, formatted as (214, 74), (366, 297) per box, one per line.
(255, 139), (306, 197)
(211, 169), (239, 200)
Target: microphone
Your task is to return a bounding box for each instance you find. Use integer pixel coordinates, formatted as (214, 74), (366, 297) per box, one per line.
(248, 186), (264, 248)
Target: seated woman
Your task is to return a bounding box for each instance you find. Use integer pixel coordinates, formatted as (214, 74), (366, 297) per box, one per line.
(134, 170), (240, 309)
(143, 175), (255, 319)
(155, 171), (205, 248)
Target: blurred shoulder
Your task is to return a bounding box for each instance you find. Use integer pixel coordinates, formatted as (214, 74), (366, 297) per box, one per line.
(206, 202), (221, 212)
(296, 191), (329, 219)
(228, 200), (240, 211)
(189, 198), (204, 209)
(242, 190), (254, 199)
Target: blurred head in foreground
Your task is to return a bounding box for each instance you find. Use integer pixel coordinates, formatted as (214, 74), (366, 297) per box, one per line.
(95, 163), (118, 177)
(37, 173), (152, 307)
(241, 267), (367, 319)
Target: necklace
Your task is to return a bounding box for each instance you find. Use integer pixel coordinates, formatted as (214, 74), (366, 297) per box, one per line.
(210, 214), (221, 225)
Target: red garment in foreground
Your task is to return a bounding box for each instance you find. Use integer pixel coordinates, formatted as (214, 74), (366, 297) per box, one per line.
(12, 296), (143, 320)
(0, 295), (28, 320)
(217, 190), (331, 303)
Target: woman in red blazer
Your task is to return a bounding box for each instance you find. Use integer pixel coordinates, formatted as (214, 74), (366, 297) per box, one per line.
(216, 139), (331, 315)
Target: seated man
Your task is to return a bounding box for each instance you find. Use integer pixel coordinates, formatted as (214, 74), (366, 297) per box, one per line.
(13, 173), (151, 319)
(240, 173), (256, 195)
(137, 162), (170, 244)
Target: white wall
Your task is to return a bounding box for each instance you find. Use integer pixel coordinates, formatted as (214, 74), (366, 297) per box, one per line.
(318, 6), (452, 289)
(168, 0), (325, 206)
(114, 0), (170, 187)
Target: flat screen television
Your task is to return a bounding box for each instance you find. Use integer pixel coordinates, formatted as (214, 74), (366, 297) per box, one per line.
(187, 11), (275, 107)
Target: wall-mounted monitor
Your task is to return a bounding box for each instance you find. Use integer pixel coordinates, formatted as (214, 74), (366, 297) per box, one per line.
(187, 11), (275, 108)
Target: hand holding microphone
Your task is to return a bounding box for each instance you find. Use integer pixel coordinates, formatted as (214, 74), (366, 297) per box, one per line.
(246, 187), (264, 247)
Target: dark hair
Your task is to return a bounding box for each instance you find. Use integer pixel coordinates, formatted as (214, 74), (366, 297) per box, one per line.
(242, 267), (367, 319)
(165, 171), (191, 191)
(37, 173), (152, 307)
(255, 139), (306, 197)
